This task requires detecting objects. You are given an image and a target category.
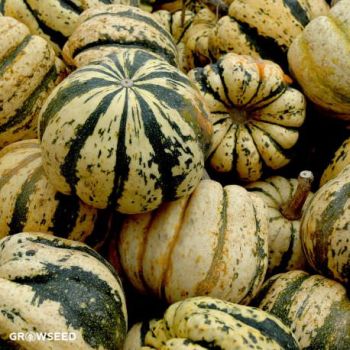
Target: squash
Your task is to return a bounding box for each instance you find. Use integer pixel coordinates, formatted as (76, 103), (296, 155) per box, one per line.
(320, 137), (350, 186)
(188, 53), (306, 182)
(0, 232), (127, 349)
(288, 0), (350, 121)
(38, 49), (212, 214)
(0, 16), (66, 150)
(0, 139), (112, 249)
(0, 0), (138, 53)
(253, 270), (350, 349)
(246, 171), (314, 274)
(117, 179), (269, 304)
(300, 164), (350, 288)
(62, 4), (178, 68)
(209, 0), (329, 68)
(123, 296), (300, 350)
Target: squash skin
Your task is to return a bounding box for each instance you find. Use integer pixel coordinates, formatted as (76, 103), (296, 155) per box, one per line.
(0, 232), (127, 350)
(62, 4), (178, 68)
(0, 139), (112, 249)
(246, 175), (312, 274)
(301, 165), (350, 288)
(320, 137), (350, 186)
(188, 53), (306, 182)
(253, 270), (350, 349)
(0, 16), (66, 150)
(288, 0), (350, 120)
(123, 296), (300, 350)
(118, 179), (269, 305)
(39, 49), (212, 214)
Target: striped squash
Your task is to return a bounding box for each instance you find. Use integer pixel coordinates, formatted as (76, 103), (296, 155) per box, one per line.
(301, 165), (350, 288)
(320, 137), (350, 186)
(117, 179), (269, 304)
(253, 270), (350, 349)
(62, 4), (178, 68)
(38, 49), (212, 214)
(0, 232), (127, 349)
(246, 171), (313, 275)
(0, 139), (113, 250)
(123, 296), (300, 350)
(188, 53), (306, 182)
(0, 16), (66, 150)
(209, 0), (329, 67)
(288, 0), (350, 120)
(0, 0), (137, 53)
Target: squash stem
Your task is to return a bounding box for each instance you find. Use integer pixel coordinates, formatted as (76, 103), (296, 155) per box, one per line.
(281, 170), (314, 220)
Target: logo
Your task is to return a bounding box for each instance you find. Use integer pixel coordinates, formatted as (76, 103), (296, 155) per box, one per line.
(9, 332), (77, 342)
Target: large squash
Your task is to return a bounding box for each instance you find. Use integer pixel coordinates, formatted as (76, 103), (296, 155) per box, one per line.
(0, 232), (127, 350)
(300, 164), (350, 288)
(0, 139), (112, 249)
(246, 171), (313, 274)
(0, 16), (66, 149)
(288, 0), (350, 120)
(117, 179), (269, 304)
(253, 270), (350, 349)
(38, 49), (212, 214)
(63, 4), (178, 68)
(209, 0), (329, 67)
(123, 296), (300, 350)
(188, 53), (306, 182)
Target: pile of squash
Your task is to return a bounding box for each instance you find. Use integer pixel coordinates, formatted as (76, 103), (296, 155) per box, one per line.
(0, 0), (349, 349)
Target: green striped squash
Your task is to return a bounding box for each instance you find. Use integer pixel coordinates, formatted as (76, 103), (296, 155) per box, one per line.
(246, 173), (313, 274)
(62, 4), (178, 68)
(117, 179), (268, 304)
(0, 0), (136, 53)
(0, 232), (127, 349)
(320, 137), (350, 186)
(301, 165), (350, 288)
(123, 296), (300, 350)
(188, 53), (306, 182)
(209, 0), (329, 67)
(0, 139), (113, 249)
(38, 49), (212, 214)
(253, 270), (350, 349)
(0, 16), (66, 150)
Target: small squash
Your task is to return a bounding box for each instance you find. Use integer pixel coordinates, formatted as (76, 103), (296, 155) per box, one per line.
(246, 171), (314, 274)
(300, 164), (350, 288)
(123, 296), (300, 350)
(288, 0), (350, 120)
(0, 139), (112, 249)
(62, 4), (178, 68)
(0, 16), (66, 149)
(253, 270), (350, 349)
(188, 53), (306, 182)
(38, 49), (212, 214)
(0, 232), (127, 350)
(117, 179), (269, 304)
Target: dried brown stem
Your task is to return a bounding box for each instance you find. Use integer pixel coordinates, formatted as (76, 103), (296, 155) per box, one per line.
(281, 170), (314, 220)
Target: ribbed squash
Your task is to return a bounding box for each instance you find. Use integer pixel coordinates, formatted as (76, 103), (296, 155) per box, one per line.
(0, 0), (137, 53)
(0, 16), (66, 150)
(62, 4), (178, 68)
(320, 137), (350, 186)
(188, 53), (306, 182)
(301, 165), (350, 288)
(246, 171), (313, 274)
(123, 296), (300, 350)
(0, 139), (112, 249)
(288, 0), (350, 120)
(253, 270), (350, 349)
(117, 179), (268, 304)
(209, 0), (329, 67)
(38, 49), (212, 214)
(0, 232), (127, 349)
